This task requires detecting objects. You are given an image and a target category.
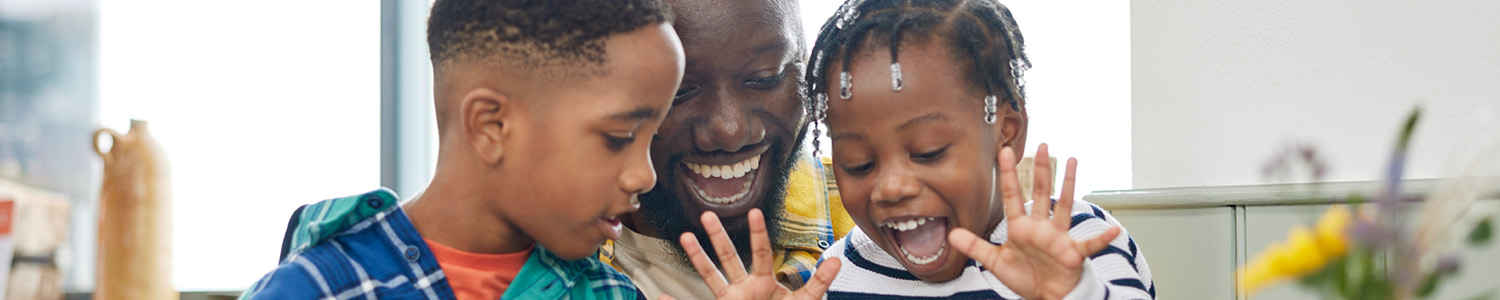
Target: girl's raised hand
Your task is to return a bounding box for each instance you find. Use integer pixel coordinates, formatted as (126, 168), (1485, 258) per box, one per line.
(666, 208), (841, 300)
(947, 144), (1121, 300)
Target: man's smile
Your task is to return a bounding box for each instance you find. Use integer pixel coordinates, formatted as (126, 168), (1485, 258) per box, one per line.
(677, 143), (772, 216)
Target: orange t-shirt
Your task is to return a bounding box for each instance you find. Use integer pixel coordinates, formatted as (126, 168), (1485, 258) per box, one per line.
(424, 239), (533, 300)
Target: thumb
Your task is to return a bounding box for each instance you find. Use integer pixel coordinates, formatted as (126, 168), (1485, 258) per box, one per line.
(793, 258), (842, 299)
(949, 228), (1006, 268)
(1075, 226), (1122, 255)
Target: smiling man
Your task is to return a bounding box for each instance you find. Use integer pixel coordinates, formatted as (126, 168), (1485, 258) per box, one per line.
(599, 0), (854, 298)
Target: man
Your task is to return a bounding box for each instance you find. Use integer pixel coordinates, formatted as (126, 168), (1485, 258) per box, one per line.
(603, 0), (855, 298)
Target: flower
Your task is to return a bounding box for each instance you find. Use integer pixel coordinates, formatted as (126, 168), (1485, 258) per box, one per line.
(1238, 206), (1353, 295)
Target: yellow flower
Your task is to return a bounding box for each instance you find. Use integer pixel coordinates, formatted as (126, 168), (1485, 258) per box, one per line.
(1238, 206), (1353, 295)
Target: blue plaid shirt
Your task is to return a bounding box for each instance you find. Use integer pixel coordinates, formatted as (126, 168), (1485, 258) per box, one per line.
(240, 188), (644, 300)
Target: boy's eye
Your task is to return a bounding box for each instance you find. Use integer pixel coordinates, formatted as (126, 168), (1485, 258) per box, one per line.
(841, 162), (874, 176)
(605, 134), (637, 151)
(673, 85), (700, 104)
(743, 70), (787, 90)
(911, 146), (949, 164)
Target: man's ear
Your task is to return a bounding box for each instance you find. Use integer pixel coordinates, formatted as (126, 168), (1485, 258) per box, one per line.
(462, 88), (512, 165)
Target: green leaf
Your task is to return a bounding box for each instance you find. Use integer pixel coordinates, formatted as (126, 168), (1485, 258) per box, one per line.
(1470, 217), (1493, 246)
(1418, 272), (1442, 298)
(1397, 107), (1422, 150)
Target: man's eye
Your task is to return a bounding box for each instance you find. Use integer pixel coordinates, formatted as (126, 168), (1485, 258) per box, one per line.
(841, 162), (874, 176)
(674, 85), (700, 103)
(605, 135), (637, 151)
(911, 146), (949, 164)
(744, 71), (787, 90)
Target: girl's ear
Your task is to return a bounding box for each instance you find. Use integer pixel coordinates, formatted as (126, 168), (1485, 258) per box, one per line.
(997, 100), (1028, 156)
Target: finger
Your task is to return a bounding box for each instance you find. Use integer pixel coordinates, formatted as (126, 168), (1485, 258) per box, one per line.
(679, 232), (730, 295)
(660, 295), (675, 300)
(748, 209), (775, 276)
(1031, 143), (1052, 220)
(948, 228), (1007, 269)
(1054, 158), (1079, 229)
(792, 258), (842, 300)
(700, 211), (748, 279)
(998, 147), (1026, 220)
(1075, 226), (1122, 256)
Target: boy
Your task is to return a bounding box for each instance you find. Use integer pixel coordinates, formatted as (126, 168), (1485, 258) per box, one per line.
(239, 0), (684, 298)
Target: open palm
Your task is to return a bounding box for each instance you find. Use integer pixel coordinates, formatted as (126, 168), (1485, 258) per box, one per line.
(667, 209), (841, 300)
(949, 144), (1120, 300)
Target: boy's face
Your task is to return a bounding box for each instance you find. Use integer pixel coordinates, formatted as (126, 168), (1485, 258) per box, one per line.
(499, 23), (685, 260)
(824, 42), (1008, 282)
(630, 0), (806, 256)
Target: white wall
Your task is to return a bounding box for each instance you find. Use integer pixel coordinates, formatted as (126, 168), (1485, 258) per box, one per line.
(1133, 0), (1500, 189)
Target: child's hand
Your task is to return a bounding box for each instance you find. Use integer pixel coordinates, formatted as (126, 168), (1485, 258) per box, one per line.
(948, 144), (1121, 300)
(666, 209), (841, 300)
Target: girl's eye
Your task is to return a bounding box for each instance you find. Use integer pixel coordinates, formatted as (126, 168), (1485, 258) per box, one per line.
(744, 70), (787, 90)
(911, 146), (949, 164)
(841, 162), (874, 176)
(605, 134), (637, 151)
(674, 85), (700, 103)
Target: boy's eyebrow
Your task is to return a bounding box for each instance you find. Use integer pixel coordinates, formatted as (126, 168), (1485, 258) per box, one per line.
(609, 106), (660, 121)
(897, 112), (951, 132)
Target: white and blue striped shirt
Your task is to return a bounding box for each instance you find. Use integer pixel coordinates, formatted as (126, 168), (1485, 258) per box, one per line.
(821, 199), (1154, 300)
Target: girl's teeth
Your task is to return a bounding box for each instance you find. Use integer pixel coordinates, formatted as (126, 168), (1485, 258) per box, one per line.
(883, 217), (937, 232)
(901, 247), (944, 265)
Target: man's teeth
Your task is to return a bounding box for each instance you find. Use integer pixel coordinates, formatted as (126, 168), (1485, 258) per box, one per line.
(880, 217), (935, 232)
(685, 155), (761, 179)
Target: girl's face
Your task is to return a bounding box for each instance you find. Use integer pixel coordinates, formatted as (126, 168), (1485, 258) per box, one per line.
(824, 41), (1013, 282)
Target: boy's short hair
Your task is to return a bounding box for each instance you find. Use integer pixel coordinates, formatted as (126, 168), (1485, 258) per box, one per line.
(427, 0), (674, 78)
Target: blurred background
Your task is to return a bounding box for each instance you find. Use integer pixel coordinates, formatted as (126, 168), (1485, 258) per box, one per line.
(0, 0), (1495, 298)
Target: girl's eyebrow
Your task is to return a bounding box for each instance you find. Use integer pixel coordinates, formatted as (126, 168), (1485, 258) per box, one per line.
(831, 112), (950, 143)
(897, 112), (951, 132)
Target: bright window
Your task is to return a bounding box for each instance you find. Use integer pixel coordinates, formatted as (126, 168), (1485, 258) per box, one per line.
(98, 0), (380, 291)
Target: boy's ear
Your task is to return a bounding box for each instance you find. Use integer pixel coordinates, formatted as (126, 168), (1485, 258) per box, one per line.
(461, 88), (512, 165)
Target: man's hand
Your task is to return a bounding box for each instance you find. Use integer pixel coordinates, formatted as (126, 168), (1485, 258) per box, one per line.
(665, 209), (841, 300)
(948, 144), (1120, 300)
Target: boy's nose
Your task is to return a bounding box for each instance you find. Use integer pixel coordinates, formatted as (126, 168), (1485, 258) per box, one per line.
(621, 149), (657, 196)
(693, 93), (766, 153)
(871, 164), (921, 204)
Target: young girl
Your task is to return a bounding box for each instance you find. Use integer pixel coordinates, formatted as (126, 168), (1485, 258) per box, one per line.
(801, 0), (1154, 298)
(673, 1), (1153, 299)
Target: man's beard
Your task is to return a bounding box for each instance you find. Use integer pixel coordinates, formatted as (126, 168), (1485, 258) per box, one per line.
(635, 126), (808, 271)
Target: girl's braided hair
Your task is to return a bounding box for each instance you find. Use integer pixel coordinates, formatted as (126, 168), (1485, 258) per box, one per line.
(803, 0), (1030, 155)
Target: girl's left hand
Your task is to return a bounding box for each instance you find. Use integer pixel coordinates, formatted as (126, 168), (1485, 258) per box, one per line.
(948, 144), (1121, 300)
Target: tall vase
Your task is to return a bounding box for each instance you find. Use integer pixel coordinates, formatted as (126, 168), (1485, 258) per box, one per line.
(93, 120), (175, 300)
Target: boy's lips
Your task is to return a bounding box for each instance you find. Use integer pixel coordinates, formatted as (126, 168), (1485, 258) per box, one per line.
(678, 151), (767, 217)
(599, 215), (623, 240)
(880, 216), (950, 270)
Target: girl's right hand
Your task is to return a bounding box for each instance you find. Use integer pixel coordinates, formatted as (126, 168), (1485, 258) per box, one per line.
(665, 208), (841, 300)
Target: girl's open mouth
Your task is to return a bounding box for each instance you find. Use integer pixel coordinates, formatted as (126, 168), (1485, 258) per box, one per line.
(881, 216), (949, 269)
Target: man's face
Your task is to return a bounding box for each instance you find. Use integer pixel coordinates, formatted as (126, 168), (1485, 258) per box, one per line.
(628, 0), (807, 259)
